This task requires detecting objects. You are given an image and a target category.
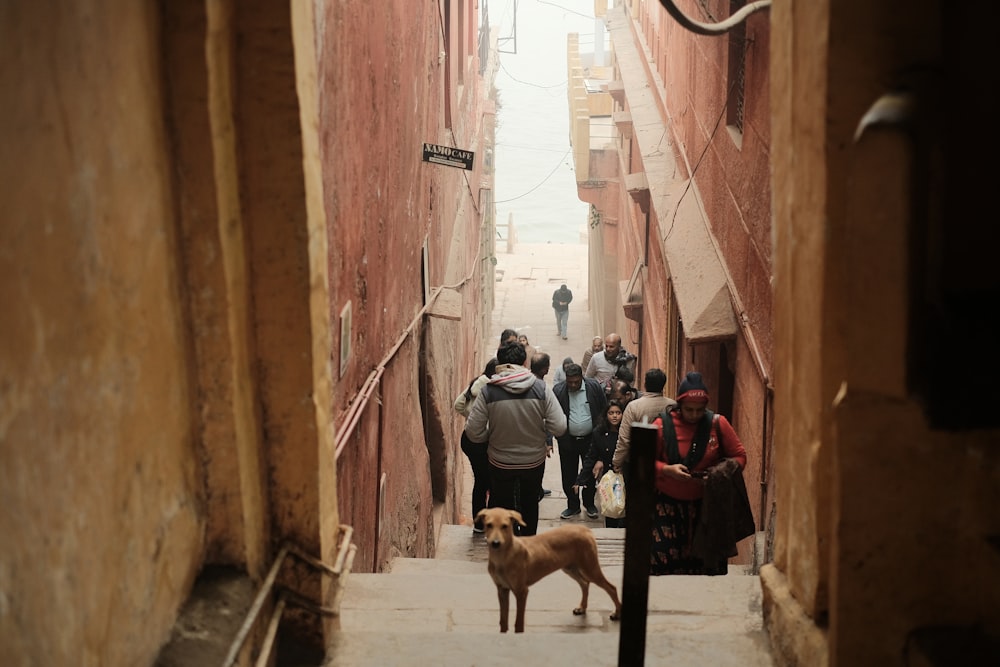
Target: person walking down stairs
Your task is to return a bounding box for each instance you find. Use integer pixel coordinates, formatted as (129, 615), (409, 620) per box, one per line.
(551, 284), (573, 340)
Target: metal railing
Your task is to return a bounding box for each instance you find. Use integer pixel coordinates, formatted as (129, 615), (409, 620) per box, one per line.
(221, 526), (357, 667)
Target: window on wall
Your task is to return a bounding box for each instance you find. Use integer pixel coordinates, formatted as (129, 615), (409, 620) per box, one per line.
(726, 0), (747, 148)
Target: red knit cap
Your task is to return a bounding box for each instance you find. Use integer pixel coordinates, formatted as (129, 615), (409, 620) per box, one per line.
(676, 371), (709, 403)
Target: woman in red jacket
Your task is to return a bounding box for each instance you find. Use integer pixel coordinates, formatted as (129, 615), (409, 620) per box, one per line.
(650, 372), (747, 575)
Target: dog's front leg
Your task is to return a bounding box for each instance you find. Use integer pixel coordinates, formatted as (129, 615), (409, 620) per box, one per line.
(497, 586), (511, 633)
(513, 588), (529, 633)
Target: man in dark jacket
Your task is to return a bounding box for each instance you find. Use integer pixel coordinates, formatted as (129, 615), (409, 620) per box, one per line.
(552, 363), (607, 519)
(551, 284), (573, 339)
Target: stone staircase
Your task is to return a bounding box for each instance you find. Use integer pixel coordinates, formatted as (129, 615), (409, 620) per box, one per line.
(325, 524), (774, 666)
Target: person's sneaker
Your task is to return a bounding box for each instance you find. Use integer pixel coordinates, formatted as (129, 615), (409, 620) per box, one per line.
(585, 506), (599, 520)
(472, 525), (484, 534)
(560, 508), (581, 519)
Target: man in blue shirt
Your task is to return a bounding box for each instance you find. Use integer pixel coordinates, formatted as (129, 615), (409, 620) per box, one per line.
(552, 363), (607, 519)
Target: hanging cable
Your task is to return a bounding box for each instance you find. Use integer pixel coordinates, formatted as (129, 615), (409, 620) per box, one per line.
(658, 0), (771, 36)
(494, 148), (572, 203)
(498, 58), (567, 89)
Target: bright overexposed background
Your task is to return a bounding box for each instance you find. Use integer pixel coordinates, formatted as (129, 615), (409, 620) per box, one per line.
(488, 0), (606, 244)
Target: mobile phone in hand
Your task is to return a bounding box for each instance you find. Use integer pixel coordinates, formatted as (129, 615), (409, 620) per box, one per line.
(689, 470), (707, 478)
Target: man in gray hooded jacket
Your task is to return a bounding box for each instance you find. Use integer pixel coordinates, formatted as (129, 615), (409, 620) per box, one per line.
(466, 341), (567, 535)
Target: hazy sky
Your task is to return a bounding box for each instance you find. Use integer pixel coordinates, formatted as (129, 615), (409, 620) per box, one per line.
(489, 0), (604, 244)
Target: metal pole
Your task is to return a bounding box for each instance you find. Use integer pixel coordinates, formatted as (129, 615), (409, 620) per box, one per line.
(253, 596), (287, 667)
(221, 544), (290, 667)
(617, 421), (658, 666)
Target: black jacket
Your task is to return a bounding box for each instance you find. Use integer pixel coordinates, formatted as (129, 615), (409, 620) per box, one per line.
(551, 286), (573, 312)
(691, 458), (755, 562)
(552, 377), (606, 442)
(577, 426), (618, 487)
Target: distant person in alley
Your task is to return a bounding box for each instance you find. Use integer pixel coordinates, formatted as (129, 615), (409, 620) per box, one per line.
(499, 328), (519, 349)
(466, 341), (566, 536)
(551, 356), (574, 387)
(585, 333), (637, 386)
(582, 336), (604, 373)
(518, 334), (537, 365)
(551, 284), (573, 340)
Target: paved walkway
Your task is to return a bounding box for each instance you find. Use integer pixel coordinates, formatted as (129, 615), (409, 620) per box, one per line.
(487, 241), (593, 367)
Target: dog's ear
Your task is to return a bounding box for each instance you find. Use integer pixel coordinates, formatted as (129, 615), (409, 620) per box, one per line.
(475, 509), (488, 522)
(510, 510), (526, 528)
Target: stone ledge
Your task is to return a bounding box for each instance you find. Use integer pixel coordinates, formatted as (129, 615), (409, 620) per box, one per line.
(760, 563), (828, 667)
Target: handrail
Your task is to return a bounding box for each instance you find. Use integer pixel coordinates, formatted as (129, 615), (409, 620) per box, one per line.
(221, 527), (356, 667)
(221, 544), (290, 667)
(333, 219), (489, 459)
(253, 596), (286, 667)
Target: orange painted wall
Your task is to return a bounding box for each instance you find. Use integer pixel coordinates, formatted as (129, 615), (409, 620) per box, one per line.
(0, 4), (205, 664)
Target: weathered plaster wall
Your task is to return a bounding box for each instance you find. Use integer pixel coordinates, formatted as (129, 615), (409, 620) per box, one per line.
(766, 0), (1000, 664)
(658, 0), (773, 369)
(579, 149), (623, 339)
(163, 0), (254, 570)
(0, 0), (487, 661)
(318, 0), (441, 573)
(0, 3), (205, 664)
(318, 1), (487, 572)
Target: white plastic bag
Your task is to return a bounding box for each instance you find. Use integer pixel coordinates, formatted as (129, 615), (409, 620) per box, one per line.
(596, 470), (626, 519)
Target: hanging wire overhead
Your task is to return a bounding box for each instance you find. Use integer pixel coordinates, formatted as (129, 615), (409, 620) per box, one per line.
(658, 0), (771, 36)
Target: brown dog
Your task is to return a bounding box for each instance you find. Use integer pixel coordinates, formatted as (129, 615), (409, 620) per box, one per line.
(476, 507), (622, 633)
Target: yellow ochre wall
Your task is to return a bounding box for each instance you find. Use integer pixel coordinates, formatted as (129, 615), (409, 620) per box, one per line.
(0, 4), (206, 664)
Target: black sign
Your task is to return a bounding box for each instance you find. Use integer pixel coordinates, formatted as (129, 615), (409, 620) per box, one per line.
(422, 142), (475, 170)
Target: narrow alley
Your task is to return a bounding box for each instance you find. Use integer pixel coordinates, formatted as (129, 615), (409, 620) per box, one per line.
(327, 240), (773, 666)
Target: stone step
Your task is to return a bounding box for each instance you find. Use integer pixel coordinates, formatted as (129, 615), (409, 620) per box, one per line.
(327, 625), (773, 666)
(326, 524), (773, 665)
(434, 522), (627, 565)
(339, 565), (761, 619)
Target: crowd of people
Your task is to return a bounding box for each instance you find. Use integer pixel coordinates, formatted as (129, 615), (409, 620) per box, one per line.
(453, 323), (753, 576)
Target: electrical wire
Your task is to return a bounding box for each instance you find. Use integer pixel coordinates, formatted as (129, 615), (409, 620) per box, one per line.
(536, 0), (595, 20)
(498, 57), (566, 89)
(494, 148), (572, 203)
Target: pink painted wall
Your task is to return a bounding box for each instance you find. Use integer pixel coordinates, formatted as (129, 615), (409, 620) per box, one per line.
(318, 0), (490, 573)
(581, 1), (774, 565)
